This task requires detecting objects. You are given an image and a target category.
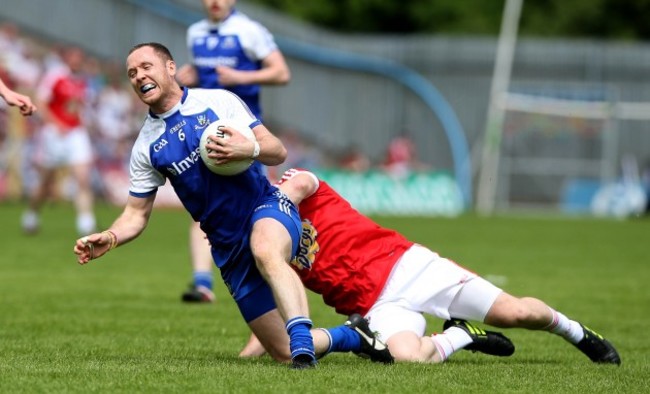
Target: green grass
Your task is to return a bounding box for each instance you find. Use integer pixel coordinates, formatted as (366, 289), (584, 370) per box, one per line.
(1, 202), (648, 393)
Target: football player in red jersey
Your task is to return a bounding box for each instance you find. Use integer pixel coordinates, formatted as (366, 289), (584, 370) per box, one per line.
(22, 46), (97, 236)
(240, 168), (620, 365)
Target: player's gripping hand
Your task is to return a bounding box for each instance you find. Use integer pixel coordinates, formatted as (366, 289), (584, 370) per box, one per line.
(205, 126), (255, 165)
(73, 231), (117, 265)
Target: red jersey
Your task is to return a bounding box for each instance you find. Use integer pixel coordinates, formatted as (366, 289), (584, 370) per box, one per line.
(279, 170), (414, 316)
(38, 68), (87, 130)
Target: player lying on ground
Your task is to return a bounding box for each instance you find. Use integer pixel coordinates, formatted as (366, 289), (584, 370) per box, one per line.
(239, 168), (621, 365)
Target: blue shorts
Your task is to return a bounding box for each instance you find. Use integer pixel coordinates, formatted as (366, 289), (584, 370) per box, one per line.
(214, 189), (302, 322)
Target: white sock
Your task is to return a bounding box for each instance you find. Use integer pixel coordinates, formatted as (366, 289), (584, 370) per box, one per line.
(76, 213), (96, 235)
(22, 210), (39, 230)
(430, 326), (473, 361)
(544, 308), (584, 344)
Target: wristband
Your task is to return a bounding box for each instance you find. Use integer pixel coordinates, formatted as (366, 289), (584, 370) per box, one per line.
(103, 230), (118, 250)
(252, 141), (260, 159)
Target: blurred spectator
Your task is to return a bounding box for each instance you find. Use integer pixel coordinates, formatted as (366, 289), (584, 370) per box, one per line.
(0, 22), (42, 92)
(92, 63), (137, 170)
(84, 55), (106, 107)
(21, 45), (97, 235)
(0, 23), (41, 201)
(90, 62), (143, 203)
(269, 129), (323, 181)
(0, 75), (37, 199)
(381, 131), (429, 178)
(338, 144), (371, 172)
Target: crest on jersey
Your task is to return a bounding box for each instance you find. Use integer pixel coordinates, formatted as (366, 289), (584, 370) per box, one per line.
(291, 219), (319, 271)
(194, 115), (209, 130)
(222, 36), (237, 49)
(206, 36), (219, 50)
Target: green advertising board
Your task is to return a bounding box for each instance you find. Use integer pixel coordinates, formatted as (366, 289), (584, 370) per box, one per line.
(313, 169), (464, 216)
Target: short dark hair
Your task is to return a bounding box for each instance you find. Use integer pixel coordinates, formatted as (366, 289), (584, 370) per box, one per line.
(128, 42), (174, 62)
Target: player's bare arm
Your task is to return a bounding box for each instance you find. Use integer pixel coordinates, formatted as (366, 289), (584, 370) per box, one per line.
(217, 50), (290, 86)
(277, 171), (319, 206)
(249, 124), (286, 166)
(73, 194), (156, 264)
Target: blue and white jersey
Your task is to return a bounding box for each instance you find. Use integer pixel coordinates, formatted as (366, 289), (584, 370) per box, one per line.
(129, 87), (272, 247)
(186, 9), (278, 119)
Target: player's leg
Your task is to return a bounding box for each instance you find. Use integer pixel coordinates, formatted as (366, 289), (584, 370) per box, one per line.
(481, 291), (621, 364)
(249, 191), (315, 368)
(66, 128), (96, 235)
(239, 286), (390, 363)
(22, 124), (60, 234)
(239, 332), (267, 358)
(311, 314), (393, 363)
(368, 245), (513, 363)
(234, 281), (293, 363)
(68, 161), (96, 235)
(241, 317), (392, 363)
(385, 331), (438, 362)
(246, 308), (292, 363)
(367, 302), (500, 363)
(181, 221), (215, 303)
(366, 303), (438, 362)
(21, 165), (53, 234)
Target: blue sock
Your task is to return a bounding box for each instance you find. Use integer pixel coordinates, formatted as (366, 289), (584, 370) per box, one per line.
(286, 317), (316, 361)
(193, 271), (213, 290)
(325, 325), (361, 353)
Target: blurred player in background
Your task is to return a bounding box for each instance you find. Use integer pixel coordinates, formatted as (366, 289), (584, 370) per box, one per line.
(22, 46), (97, 235)
(0, 77), (36, 116)
(239, 168), (621, 365)
(175, 0), (291, 303)
(73, 42), (327, 368)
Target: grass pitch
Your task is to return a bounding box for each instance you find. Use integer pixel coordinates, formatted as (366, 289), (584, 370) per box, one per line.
(0, 202), (648, 393)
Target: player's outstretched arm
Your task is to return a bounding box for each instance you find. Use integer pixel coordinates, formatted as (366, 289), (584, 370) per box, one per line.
(73, 194), (156, 264)
(0, 78), (36, 116)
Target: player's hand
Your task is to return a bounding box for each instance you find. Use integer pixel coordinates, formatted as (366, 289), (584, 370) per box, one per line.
(206, 126), (255, 164)
(4, 91), (37, 116)
(73, 233), (112, 265)
(215, 66), (246, 86)
(176, 64), (198, 87)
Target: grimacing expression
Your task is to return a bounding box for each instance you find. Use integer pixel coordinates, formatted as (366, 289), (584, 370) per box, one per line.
(126, 46), (177, 111)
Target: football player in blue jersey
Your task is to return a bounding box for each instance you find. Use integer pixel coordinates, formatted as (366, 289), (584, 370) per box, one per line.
(176, 0), (292, 303)
(73, 42), (391, 369)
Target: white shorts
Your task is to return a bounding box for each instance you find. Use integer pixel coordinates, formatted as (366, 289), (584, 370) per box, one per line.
(366, 244), (503, 342)
(34, 124), (94, 168)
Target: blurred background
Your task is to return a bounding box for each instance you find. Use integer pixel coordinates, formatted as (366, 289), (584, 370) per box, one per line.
(1, 0), (649, 217)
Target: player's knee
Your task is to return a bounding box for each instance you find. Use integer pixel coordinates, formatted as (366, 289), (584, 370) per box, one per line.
(265, 345), (291, 363)
(386, 342), (422, 362)
(386, 333), (434, 363)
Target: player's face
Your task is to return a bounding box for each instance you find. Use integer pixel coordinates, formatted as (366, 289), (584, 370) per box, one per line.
(126, 46), (180, 113)
(64, 47), (85, 74)
(202, 0), (235, 22)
